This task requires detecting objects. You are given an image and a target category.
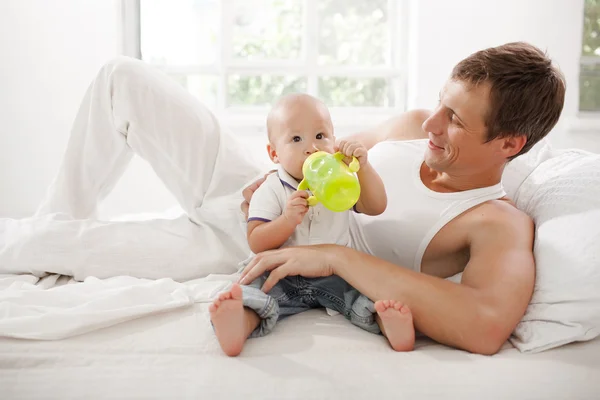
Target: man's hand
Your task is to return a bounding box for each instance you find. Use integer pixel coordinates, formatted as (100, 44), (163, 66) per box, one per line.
(284, 191), (309, 225)
(239, 246), (335, 292)
(336, 139), (369, 167)
(240, 171), (276, 220)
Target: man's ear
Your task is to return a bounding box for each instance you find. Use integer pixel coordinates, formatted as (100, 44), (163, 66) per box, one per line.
(501, 135), (527, 158)
(267, 143), (279, 163)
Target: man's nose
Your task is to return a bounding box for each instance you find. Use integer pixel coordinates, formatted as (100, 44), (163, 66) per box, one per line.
(422, 108), (445, 136)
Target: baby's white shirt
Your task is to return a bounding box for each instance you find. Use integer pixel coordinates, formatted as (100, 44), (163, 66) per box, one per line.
(247, 165), (352, 248)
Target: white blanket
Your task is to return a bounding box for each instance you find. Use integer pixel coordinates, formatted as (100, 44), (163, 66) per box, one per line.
(0, 273), (232, 340)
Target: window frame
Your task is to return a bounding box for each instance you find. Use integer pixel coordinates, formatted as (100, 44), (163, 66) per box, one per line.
(119, 0), (409, 130)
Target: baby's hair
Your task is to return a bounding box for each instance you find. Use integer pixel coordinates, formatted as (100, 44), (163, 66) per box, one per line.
(266, 93), (330, 143)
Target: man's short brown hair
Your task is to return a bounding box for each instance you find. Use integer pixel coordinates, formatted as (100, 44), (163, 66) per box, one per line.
(451, 42), (565, 159)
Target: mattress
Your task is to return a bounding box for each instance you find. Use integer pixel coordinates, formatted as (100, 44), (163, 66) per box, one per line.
(1, 276), (598, 400)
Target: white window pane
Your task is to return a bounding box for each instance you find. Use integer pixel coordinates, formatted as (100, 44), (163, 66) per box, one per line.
(318, 0), (389, 66)
(141, 0), (219, 65)
(231, 0), (303, 61)
(169, 74), (218, 109)
(228, 75), (307, 107)
(319, 77), (394, 107)
(186, 75), (219, 109)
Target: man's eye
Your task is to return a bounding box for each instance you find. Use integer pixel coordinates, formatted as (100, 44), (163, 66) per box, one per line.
(450, 114), (462, 126)
(316, 133), (323, 139)
(292, 136), (302, 142)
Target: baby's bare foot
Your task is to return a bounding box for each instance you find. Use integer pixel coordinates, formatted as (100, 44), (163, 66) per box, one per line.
(209, 283), (246, 357)
(375, 300), (415, 352)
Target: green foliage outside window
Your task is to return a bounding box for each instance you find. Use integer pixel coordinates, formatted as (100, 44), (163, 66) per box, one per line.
(581, 0), (600, 111)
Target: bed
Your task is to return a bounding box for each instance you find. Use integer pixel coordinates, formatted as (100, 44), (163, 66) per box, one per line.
(1, 139), (600, 399)
(0, 274), (598, 400)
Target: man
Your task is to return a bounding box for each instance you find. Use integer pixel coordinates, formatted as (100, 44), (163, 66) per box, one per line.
(0, 42), (564, 355)
(239, 42), (565, 355)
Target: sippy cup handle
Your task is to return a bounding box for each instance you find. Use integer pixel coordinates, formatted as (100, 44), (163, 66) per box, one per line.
(334, 152), (360, 173)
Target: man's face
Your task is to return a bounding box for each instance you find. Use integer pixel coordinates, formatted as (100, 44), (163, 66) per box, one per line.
(422, 79), (506, 175)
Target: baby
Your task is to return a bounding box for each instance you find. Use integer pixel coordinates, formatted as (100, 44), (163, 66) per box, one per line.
(210, 94), (415, 356)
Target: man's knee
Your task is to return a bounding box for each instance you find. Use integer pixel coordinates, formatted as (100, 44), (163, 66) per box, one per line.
(99, 56), (149, 83)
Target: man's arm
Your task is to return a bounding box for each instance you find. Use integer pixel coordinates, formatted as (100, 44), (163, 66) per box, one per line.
(347, 109), (431, 150)
(328, 203), (535, 355)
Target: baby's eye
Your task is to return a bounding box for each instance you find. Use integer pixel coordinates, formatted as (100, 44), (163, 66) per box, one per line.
(316, 133), (324, 139)
(292, 136), (302, 142)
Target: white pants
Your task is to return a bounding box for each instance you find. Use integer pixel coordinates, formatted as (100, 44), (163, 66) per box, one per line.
(0, 57), (264, 281)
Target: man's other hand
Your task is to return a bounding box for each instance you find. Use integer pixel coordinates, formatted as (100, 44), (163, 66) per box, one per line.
(240, 170), (276, 220)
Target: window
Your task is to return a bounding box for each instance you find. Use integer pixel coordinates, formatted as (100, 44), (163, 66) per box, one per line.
(581, 0), (600, 112)
(128, 0), (407, 125)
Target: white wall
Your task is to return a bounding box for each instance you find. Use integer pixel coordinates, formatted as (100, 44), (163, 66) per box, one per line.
(0, 0), (177, 218)
(0, 0), (597, 218)
(407, 0), (592, 152)
(0, 0), (118, 217)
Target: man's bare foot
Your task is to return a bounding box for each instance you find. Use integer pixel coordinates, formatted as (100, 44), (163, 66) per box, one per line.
(375, 300), (415, 352)
(209, 283), (247, 357)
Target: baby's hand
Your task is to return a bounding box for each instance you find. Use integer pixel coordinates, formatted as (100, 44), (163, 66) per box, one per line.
(284, 191), (309, 226)
(335, 139), (368, 167)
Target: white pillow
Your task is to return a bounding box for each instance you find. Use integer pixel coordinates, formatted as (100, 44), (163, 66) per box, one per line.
(509, 149), (600, 352)
(502, 138), (554, 199)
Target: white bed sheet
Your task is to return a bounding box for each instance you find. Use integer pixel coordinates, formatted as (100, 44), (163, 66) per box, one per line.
(1, 276), (598, 400)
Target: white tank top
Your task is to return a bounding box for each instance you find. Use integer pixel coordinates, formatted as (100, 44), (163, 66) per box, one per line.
(349, 139), (506, 272)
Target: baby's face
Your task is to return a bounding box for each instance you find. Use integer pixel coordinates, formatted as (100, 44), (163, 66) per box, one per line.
(268, 100), (335, 180)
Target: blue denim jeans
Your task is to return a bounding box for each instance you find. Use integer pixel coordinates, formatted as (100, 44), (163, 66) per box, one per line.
(242, 274), (380, 338)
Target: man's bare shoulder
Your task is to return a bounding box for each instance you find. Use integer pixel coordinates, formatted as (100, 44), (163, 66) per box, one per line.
(383, 109), (432, 142)
(423, 197), (533, 278)
(465, 198), (534, 246)
(349, 109), (432, 150)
